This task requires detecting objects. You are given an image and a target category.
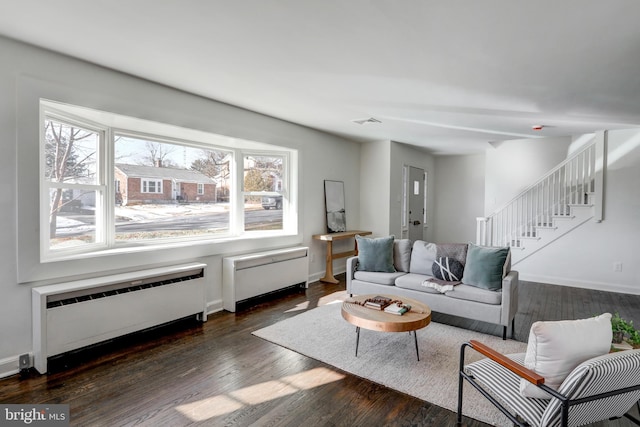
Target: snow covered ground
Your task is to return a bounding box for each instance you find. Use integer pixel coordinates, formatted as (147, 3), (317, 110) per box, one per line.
(115, 203), (230, 222)
(56, 203), (233, 228)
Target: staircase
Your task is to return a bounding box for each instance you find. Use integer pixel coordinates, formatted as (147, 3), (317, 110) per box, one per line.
(476, 132), (606, 266)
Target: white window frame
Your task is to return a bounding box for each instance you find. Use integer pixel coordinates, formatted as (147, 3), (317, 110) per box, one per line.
(40, 110), (109, 260)
(40, 101), (297, 262)
(197, 183), (204, 195)
(142, 179), (163, 194)
(240, 152), (289, 233)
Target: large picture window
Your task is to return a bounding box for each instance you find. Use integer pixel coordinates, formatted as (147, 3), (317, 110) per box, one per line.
(41, 102), (295, 260)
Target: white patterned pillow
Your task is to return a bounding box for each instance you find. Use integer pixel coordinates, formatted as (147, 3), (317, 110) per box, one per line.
(432, 257), (464, 281)
(519, 313), (613, 399)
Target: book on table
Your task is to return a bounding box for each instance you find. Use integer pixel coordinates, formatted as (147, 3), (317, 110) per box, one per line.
(364, 296), (393, 310)
(384, 304), (411, 315)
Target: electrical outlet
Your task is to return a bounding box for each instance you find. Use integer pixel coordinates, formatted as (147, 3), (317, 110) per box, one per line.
(613, 262), (623, 272)
(19, 354), (31, 370)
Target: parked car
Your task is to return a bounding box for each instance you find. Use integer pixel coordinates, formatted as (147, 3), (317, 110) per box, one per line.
(262, 195), (282, 210)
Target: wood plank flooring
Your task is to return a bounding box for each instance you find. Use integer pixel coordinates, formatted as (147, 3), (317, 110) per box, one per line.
(1, 278), (640, 426)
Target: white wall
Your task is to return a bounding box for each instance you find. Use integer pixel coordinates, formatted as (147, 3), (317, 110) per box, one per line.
(307, 140), (362, 280)
(516, 129), (640, 294)
(484, 136), (572, 215)
(359, 140), (391, 236)
(432, 153), (486, 243)
(358, 140), (436, 241)
(389, 141), (436, 242)
(0, 36), (361, 376)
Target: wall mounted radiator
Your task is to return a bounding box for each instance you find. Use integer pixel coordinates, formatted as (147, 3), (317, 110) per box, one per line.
(223, 247), (309, 312)
(32, 262), (207, 374)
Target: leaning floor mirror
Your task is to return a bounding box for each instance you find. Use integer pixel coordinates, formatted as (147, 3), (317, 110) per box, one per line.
(324, 180), (346, 233)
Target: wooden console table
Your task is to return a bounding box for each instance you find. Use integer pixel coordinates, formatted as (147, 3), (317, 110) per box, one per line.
(312, 230), (372, 284)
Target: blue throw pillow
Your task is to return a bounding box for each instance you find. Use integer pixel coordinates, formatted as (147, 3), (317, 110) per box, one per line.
(356, 235), (396, 273)
(461, 243), (510, 291)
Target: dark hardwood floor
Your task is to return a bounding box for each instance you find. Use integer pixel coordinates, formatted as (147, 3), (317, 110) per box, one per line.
(2, 277), (640, 426)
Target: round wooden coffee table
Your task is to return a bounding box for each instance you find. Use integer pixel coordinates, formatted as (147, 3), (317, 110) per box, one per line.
(341, 294), (431, 360)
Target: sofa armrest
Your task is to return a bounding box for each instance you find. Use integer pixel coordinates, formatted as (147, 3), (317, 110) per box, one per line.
(500, 270), (519, 326)
(345, 256), (359, 295)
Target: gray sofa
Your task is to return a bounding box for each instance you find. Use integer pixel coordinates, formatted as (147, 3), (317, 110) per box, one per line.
(346, 239), (519, 339)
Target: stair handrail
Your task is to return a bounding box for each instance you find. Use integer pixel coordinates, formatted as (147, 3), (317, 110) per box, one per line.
(484, 139), (596, 222)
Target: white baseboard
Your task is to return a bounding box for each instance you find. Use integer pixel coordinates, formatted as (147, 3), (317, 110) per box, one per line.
(308, 267), (347, 285)
(520, 273), (640, 295)
(206, 299), (223, 316)
(308, 272), (324, 283)
(333, 265), (347, 276)
(0, 356), (19, 379)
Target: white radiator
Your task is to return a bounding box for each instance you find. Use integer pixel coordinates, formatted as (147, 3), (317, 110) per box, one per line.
(222, 247), (309, 312)
(32, 262), (207, 374)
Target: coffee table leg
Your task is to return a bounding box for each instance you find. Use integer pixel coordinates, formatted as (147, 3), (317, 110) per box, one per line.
(413, 331), (420, 361)
(355, 327), (360, 357)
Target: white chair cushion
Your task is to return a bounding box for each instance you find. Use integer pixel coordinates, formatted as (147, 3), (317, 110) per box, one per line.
(519, 313), (612, 399)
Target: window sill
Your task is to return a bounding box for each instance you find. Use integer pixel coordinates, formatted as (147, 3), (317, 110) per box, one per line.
(42, 231), (298, 264)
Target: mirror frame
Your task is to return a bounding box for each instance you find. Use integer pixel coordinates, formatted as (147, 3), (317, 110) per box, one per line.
(324, 180), (346, 233)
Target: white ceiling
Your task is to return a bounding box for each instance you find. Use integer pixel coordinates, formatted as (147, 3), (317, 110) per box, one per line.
(2, 1), (640, 154)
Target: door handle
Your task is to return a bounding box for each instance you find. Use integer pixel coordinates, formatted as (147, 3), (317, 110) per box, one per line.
(413, 220), (421, 226)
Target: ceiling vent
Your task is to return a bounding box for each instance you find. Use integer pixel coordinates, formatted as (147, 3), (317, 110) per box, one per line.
(351, 117), (382, 125)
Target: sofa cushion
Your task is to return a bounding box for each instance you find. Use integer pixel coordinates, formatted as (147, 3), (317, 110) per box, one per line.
(436, 243), (468, 266)
(353, 270), (406, 286)
(395, 273), (441, 294)
(519, 313), (613, 399)
(462, 243), (510, 291)
(393, 239), (412, 273)
(432, 257), (464, 281)
(356, 235), (396, 272)
(409, 241), (437, 275)
(444, 284), (502, 305)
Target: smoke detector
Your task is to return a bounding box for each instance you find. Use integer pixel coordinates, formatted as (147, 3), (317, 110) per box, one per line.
(351, 117), (382, 125)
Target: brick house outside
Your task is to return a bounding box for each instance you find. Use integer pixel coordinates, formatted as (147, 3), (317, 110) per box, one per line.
(115, 163), (216, 206)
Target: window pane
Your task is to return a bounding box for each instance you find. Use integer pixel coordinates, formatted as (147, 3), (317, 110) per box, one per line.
(48, 188), (97, 249)
(44, 119), (98, 184)
(243, 155), (283, 193)
(114, 135), (232, 241)
(244, 195), (283, 231)
(243, 154), (284, 231)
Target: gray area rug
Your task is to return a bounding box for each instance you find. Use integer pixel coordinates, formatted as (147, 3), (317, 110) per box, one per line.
(252, 302), (527, 426)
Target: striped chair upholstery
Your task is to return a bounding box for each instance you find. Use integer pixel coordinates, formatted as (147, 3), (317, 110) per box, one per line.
(461, 348), (640, 427)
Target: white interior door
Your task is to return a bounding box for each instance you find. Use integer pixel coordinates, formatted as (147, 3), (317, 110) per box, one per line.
(407, 166), (426, 242)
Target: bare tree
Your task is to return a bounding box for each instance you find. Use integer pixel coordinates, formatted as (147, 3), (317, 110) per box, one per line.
(190, 150), (230, 180)
(45, 120), (95, 238)
(190, 151), (231, 202)
(140, 141), (177, 167)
